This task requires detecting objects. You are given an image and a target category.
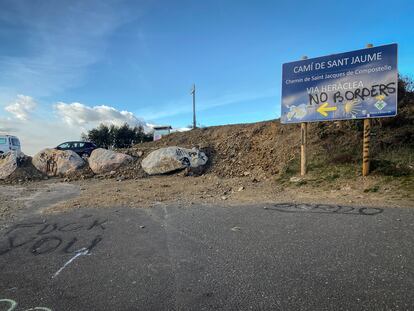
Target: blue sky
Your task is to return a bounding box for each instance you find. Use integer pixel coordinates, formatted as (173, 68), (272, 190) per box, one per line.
(0, 0), (413, 154)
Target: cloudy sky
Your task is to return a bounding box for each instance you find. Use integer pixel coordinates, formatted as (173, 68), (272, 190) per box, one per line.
(0, 0), (413, 154)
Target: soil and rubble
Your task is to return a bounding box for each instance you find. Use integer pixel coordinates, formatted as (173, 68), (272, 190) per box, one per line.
(0, 86), (413, 217)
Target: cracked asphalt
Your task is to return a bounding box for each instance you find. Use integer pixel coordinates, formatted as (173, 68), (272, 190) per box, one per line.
(1, 203), (413, 310)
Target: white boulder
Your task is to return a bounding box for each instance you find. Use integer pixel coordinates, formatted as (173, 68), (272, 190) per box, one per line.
(0, 151), (27, 179)
(32, 148), (85, 176)
(141, 146), (208, 175)
(88, 148), (133, 174)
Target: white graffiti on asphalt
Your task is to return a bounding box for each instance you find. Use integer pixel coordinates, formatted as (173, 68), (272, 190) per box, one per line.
(0, 299), (52, 311)
(52, 247), (90, 279)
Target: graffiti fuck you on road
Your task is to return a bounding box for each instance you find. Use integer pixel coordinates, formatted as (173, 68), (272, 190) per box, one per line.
(281, 44), (398, 123)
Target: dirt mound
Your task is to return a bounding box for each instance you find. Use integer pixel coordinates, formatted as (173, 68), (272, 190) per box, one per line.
(0, 156), (45, 184)
(126, 121), (299, 180)
(18, 82), (413, 184)
(120, 86), (414, 181)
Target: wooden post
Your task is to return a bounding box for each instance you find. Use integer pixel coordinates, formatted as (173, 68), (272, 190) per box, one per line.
(300, 55), (308, 176)
(301, 122), (307, 176)
(362, 44), (373, 176)
(362, 119), (371, 176)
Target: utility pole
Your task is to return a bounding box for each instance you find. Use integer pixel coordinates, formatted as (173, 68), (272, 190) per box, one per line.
(191, 84), (196, 129)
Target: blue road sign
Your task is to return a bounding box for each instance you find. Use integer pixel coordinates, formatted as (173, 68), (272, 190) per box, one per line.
(281, 44), (398, 124)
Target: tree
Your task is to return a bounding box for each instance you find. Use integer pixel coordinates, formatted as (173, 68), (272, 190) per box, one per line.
(81, 124), (112, 148)
(81, 123), (152, 148)
(398, 75), (414, 101)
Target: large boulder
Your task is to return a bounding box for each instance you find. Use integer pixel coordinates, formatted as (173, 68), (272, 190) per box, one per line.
(0, 151), (27, 179)
(88, 148), (133, 174)
(32, 148), (85, 177)
(141, 146), (208, 175)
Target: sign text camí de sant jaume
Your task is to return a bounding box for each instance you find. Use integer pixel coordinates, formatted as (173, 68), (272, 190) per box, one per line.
(281, 44), (398, 124)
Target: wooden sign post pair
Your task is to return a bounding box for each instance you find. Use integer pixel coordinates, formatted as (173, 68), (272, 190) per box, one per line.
(300, 44), (373, 177)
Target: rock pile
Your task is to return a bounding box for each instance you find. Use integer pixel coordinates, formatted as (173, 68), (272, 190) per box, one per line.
(133, 121), (299, 180)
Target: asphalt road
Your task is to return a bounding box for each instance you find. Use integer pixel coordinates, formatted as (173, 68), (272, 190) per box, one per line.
(0, 203), (413, 310)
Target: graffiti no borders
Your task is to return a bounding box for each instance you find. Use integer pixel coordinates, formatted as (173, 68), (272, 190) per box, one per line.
(281, 44), (398, 123)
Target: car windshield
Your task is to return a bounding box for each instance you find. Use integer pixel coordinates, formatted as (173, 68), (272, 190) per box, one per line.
(0, 138), (6, 144)
(58, 143), (70, 148)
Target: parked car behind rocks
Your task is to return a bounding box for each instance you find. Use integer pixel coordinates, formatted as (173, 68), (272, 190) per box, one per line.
(56, 141), (97, 158)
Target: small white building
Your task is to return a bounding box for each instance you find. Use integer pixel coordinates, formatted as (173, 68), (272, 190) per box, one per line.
(153, 125), (172, 141)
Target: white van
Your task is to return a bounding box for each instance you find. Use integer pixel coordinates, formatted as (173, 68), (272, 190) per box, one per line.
(0, 135), (21, 154)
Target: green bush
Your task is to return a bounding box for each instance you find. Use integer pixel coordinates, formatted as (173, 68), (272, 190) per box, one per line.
(81, 123), (152, 149)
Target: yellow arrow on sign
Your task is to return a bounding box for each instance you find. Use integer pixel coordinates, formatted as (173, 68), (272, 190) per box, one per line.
(317, 102), (337, 117)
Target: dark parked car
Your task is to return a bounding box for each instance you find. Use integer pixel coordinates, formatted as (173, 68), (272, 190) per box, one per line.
(56, 141), (97, 157)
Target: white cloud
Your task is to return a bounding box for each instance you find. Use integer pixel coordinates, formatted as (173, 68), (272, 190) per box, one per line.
(4, 95), (37, 120)
(0, 117), (84, 156)
(2, 94), (198, 155)
(2, 97), (155, 155)
(54, 102), (147, 129)
(171, 127), (192, 133)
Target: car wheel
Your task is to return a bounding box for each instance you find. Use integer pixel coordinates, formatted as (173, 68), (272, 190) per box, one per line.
(81, 153), (89, 159)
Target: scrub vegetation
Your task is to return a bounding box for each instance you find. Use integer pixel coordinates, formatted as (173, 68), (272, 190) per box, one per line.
(81, 123), (152, 149)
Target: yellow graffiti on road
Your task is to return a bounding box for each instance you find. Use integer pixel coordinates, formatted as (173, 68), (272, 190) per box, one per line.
(317, 102), (337, 117)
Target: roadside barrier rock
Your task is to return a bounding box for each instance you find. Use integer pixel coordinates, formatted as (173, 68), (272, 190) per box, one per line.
(88, 148), (134, 174)
(141, 146), (208, 175)
(0, 151), (27, 179)
(32, 148), (85, 177)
